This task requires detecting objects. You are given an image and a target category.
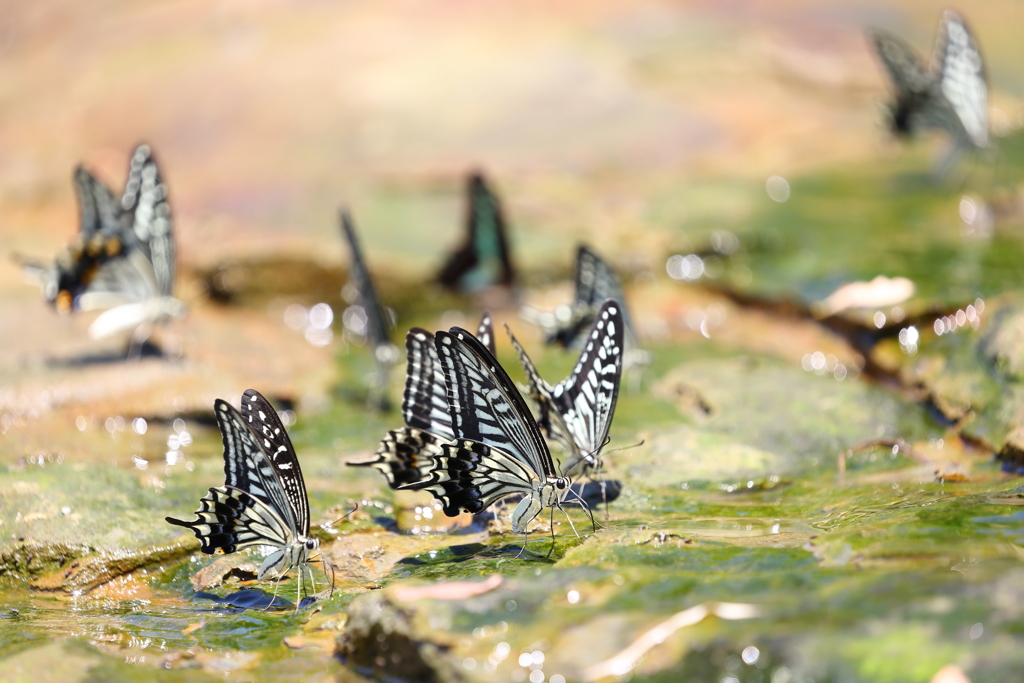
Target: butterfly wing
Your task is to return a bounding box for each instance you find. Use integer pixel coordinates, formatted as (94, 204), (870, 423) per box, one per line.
(73, 166), (120, 238)
(434, 327), (555, 479)
(347, 426), (445, 489)
(400, 328), (454, 439)
(553, 300), (625, 471)
(869, 29), (933, 97)
(166, 486), (294, 555)
(477, 310), (496, 356)
(505, 324), (578, 457)
(120, 144), (175, 297)
(213, 398), (299, 534)
(400, 439), (540, 516)
(437, 173), (515, 293)
(934, 10), (988, 147)
(240, 389), (310, 536)
(340, 210), (391, 350)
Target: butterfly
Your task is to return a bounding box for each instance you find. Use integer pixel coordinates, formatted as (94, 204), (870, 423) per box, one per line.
(507, 299), (624, 480)
(400, 326), (581, 538)
(869, 11), (988, 155)
(437, 172), (516, 294)
(547, 245), (635, 349)
(347, 311), (497, 489)
(167, 389), (329, 607)
(340, 210), (399, 410)
(20, 144), (185, 341)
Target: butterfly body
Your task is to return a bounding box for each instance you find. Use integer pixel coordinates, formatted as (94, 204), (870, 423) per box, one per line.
(167, 390), (327, 602)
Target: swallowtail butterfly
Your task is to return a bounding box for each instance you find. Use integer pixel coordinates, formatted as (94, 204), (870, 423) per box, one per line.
(340, 210), (398, 411)
(401, 327), (573, 535)
(20, 144), (185, 340)
(437, 172), (515, 294)
(508, 299), (624, 479)
(347, 311), (497, 488)
(869, 11), (988, 152)
(167, 389), (328, 605)
(547, 246), (633, 350)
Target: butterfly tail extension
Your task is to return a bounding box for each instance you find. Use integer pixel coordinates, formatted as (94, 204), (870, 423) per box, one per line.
(346, 427), (443, 489)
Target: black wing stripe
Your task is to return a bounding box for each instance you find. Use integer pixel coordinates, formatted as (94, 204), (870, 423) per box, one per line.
(215, 399), (298, 534)
(401, 328), (454, 439)
(241, 389), (310, 535)
(166, 486), (292, 554)
(347, 427), (444, 489)
(401, 440), (536, 516)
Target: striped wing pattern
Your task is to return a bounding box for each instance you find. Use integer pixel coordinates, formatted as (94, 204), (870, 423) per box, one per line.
(511, 300), (624, 475)
(351, 316), (499, 489)
(166, 486), (292, 555)
(401, 329), (454, 438)
(435, 327), (556, 479)
(121, 144), (175, 297)
(167, 398), (301, 553)
(406, 439), (539, 516)
(549, 245), (632, 349)
(73, 167), (120, 238)
(241, 389), (310, 535)
(349, 426), (446, 488)
(554, 301), (624, 472)
(935, 10), (988, 147)
(507, 325), (577, 457)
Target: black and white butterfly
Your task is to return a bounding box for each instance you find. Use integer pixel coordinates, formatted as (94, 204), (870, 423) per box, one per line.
(347, 311), (497, 488)
(869, 11), (988, 163)
(167, 389), (329, 606)
(20, 144), (185, 341)
(437, 172), (516, 294)
(401, 327), (578, 537)
(507, 299), (624, 480)
(340, 210), (399, 410)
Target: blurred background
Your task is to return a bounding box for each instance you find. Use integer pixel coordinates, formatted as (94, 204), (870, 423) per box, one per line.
(4, 2), (1024, 681)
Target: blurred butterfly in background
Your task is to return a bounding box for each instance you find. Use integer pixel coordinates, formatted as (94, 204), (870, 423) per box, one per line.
(348, 311), (497, 489)
(868, 10), (988, 174)
(507, 299), (624, 483)
(19, 144), (186, 345)
(401, 327), (588, 543)
(167, 389), (331, 609)
(437, 172), (516, 295)
(339, 209), (399, 411)
(521, 244), (647, 369)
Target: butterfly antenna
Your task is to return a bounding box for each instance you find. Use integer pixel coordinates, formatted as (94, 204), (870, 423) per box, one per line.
(321, 503), (360, 530)
(566, 486), (604, 533)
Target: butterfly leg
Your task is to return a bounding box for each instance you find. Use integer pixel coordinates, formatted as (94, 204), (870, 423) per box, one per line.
(567, 487), (601, 533)
(545, 506), (559, 558)
(267, 572), (285, 612)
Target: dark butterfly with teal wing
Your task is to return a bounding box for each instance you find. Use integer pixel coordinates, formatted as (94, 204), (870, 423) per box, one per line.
(508, 299), (624, 480)
(348, 311), (497, 488)
(167, 389), (329, 604)
(869, 11), (988, 152)
(437, 172), (515, 294)
(400, 326), (575, 536)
